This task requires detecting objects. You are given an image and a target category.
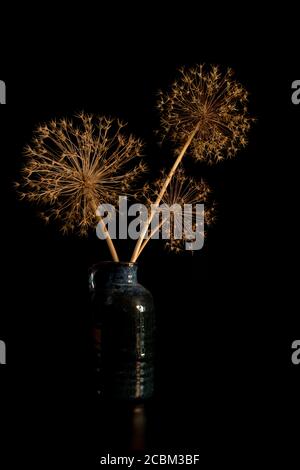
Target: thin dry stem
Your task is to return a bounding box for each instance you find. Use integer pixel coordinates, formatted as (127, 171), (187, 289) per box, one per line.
(138, 217), (167, 257)
(97, 215), (119, 261)
(131, 125), (198, 262)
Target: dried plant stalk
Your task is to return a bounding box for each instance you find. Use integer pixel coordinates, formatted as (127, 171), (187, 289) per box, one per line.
(158, 64), (252, 163)
(130, 64), (252, 262)
(131, 127), (199, 261)
(139, 167), (215, 255)
(17, 112), (146, 261)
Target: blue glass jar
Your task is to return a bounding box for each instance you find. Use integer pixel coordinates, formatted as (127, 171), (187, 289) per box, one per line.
(89, 262), (155, 400)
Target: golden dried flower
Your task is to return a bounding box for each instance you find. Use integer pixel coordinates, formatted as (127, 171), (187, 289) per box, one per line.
(158, 64), (252, 164)
(19, 113), (146, 236)
(144, 167), (215, 253)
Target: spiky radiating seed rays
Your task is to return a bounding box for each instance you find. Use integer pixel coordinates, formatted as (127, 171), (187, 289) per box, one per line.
(143, 168), (216, 253)
(158, 64), (253, 164)
(130, 64), (252, 262)
(18, 113), (146, 235)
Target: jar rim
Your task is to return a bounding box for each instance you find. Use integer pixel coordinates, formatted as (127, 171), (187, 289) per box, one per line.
(92, 261), (137, 266)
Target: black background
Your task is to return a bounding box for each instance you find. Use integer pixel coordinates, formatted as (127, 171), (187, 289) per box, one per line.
(0, 8), (299, 467)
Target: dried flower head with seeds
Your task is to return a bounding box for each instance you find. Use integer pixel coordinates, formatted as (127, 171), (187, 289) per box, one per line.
(18, 113), (146, 236)
(158, 64), (252, 164)
(142, 167), (216, 253)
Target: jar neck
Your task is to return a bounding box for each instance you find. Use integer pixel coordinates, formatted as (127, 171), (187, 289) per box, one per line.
(89, 262), (138, 288)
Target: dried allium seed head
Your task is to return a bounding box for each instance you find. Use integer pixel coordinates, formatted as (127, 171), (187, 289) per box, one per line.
(19, 113), (146, 236)
(158, 64), (253, 164)
(145, 167), (216, 253)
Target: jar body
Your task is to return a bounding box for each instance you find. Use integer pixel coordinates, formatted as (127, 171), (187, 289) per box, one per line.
(89, 262), (155, 400)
